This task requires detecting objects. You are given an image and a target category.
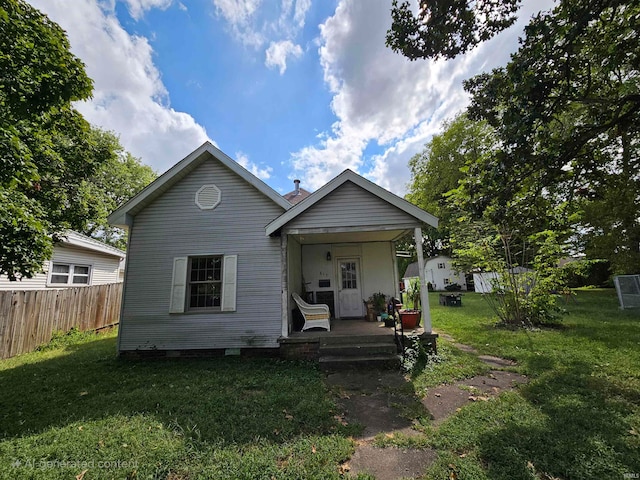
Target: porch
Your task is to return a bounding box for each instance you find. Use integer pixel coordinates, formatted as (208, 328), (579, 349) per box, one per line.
(265, 171), (440, 349)
(279, 318), (438, 369)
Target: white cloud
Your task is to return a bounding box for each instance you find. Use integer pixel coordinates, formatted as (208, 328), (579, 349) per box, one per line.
(265, 40), (303, 74)
(28, 0), (209, 175)
(236, 152), (273, 180)
(123, 0), (172, 20)
(213, 0), (261, 24)
(291, 0), (555, 195)
(212, 0), (264, 48)
(212, 0), (311, 61)
(293, 0), (311, 29)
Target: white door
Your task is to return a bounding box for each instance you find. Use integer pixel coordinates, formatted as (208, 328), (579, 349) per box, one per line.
(338, 258), (363, 318)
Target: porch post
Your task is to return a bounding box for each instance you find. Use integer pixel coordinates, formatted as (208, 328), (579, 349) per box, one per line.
(281, 233), (289, 337)
(414, 227), (432, 333)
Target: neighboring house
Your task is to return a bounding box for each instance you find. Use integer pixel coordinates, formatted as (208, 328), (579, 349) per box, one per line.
(473, 267), (534, 293)
(108, 142), (438, 355)
(0, 231), (126, 290)
(403, 255), (467, 291)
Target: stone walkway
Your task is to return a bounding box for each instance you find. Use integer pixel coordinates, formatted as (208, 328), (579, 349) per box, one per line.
(326, 337), (528, 480)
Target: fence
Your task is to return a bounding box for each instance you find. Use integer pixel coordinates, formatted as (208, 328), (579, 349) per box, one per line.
(0, 282), (123, 359)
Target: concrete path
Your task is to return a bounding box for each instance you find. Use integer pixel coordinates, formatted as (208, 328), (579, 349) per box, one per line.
(326, 338), (528, 480)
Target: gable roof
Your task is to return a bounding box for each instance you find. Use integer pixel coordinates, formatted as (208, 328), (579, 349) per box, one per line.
(403, 262), (419, 279)
(60, 231), (126, 259)
(265, 169), (438, 236)
(108, 142), (291, 227)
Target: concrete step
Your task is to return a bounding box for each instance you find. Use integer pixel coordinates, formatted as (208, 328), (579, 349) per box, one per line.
(319, 354), (401, 371)
(319, 342), (398, 357)
(319, 334), (395, 346)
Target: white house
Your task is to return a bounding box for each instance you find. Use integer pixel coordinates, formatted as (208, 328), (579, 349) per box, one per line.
(403, 255), (467, 291)
(107, 142), (439, 355)
(0, 231), (126, 290)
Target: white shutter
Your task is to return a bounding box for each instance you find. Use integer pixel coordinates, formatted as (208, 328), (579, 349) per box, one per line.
(169, 257), (188, 313)
(221, 255), (237, 312)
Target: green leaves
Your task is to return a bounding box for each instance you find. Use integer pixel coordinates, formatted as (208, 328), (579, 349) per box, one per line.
(0, 1), (149, 279)
(386, 0), (521, 60)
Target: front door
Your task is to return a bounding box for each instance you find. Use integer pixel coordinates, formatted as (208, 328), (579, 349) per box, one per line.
(338, 258), (363, 318)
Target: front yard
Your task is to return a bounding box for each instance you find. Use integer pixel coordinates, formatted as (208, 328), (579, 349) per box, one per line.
(0, 289), (638, 479)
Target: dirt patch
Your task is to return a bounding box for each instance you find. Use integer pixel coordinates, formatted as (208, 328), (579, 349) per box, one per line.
(326, 370), (423, 440)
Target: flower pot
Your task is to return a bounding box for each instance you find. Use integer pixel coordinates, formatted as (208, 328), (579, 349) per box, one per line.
(399, 310), (421, 329)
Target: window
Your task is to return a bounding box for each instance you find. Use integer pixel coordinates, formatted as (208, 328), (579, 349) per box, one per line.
(444, 278), (451, 285)
(188, 256), (222, 310)
(341, 262), (357, 289)
(50, 263), (91, 285)
(437, 262), (446, 269)
(169, 255), (237, 314)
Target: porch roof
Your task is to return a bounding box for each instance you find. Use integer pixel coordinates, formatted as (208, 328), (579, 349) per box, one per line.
(265, 170), (438, 238)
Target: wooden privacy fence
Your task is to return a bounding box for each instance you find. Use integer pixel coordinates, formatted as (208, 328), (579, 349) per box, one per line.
(0, 282), (123, 359)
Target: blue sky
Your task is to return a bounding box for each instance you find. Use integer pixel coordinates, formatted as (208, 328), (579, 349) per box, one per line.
(28, 0), (554, 196)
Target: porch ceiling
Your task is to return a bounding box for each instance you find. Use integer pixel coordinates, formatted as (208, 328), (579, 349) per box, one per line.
(289, 228), (411, 244)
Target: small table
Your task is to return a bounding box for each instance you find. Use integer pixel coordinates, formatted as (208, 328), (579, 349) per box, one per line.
(439, 293), (462, 307)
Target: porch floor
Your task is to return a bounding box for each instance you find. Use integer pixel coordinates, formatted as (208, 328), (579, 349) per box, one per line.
(288, 318), (426, 339)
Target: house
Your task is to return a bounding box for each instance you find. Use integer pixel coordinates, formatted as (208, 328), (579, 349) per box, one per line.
(403, 255), (468, 292)
(473, 267), (534, 293)
(108, 142), (438, 355)
(0, 231), (126, 290)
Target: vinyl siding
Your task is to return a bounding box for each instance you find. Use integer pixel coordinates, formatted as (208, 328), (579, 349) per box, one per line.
(0, 245), (121, 290)
(285, 181), (419, 230)
(120, 158), (285, 351)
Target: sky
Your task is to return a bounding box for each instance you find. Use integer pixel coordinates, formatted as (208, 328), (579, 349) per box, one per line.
(27, 0), (555, 197)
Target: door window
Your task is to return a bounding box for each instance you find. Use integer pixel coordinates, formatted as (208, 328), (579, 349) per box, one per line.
(341, 262), (357, 289)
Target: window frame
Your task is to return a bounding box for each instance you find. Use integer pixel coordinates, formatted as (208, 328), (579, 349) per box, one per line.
(437, 262), (446, 269)
(186, 255), (224, 312)
(47, 262), (93, 286)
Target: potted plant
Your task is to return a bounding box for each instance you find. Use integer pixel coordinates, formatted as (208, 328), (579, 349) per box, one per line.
(365, 292), (387, 321)
(400, 279), (421, 328)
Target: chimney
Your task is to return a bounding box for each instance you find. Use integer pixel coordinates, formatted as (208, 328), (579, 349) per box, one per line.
(293, 179), (300, 195)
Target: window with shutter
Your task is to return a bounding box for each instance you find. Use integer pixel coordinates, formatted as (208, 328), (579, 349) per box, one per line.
(170, 255), (237, 313)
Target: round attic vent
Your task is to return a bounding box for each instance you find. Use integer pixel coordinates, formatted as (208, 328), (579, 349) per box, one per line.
(195, 184), (221, 210)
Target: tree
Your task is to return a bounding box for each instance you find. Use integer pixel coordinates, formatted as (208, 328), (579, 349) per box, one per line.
(386, 0), (521, 60)
(406, 113), (498, 255)
(461, 0), (640, 274)
(0, 0), (113, 280)
(389, 0), (640, 275)
(82, 131), (157, 250)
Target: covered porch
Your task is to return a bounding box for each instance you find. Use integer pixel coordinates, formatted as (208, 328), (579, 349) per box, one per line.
(266, 170), (439, 350)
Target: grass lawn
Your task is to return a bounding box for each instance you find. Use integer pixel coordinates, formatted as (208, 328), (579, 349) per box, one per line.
(0, 289), (638, 479)
(416, 289), (640, 479)
(0, 330), (358, 479)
